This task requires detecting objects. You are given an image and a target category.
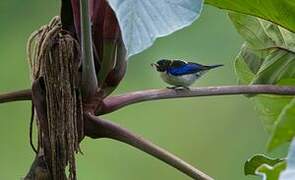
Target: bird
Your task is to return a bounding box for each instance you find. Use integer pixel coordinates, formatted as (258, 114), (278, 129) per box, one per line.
(151, 59), (223, 89)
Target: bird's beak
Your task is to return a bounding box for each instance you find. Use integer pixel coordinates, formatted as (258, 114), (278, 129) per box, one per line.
(150, 63), (157, 67)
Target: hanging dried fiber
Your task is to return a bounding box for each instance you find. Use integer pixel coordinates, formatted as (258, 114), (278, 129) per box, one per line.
(27, 16), (83, 180)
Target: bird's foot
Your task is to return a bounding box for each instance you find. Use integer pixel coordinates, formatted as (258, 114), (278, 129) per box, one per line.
(166, 86), (190, 91)
(166, 86), (176, 89)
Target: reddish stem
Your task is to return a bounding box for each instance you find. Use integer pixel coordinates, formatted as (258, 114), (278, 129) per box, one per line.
(84, 113), (213, 180)
(0, 89), (31, 103)
(98, 85), (295, 115)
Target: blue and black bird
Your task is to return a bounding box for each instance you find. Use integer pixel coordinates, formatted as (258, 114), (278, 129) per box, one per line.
(151, 59), (223, 88)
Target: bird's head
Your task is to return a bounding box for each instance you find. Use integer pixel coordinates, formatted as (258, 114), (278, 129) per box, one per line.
(151, 59), (171, 72)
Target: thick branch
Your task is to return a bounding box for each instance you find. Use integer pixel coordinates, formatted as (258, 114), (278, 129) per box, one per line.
(0, 89), (31, 103)
(84, 113), (213, 180)
(98, 85), (295, 115)
(1, 85), (295, 108)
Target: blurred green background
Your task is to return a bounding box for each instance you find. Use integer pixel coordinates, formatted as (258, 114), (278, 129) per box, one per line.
(0, 1), (273, 179)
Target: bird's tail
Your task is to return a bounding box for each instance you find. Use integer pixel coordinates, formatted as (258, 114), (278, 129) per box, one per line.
(203, 64), (224, 70)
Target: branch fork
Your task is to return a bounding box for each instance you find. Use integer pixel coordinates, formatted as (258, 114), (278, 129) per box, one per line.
(1, 84), (295, 180)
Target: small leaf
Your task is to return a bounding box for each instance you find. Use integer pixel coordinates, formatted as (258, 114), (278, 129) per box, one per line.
(107, 0), (204, 57)
(280, 138), (295, 180)
(244, 154), (285, 176)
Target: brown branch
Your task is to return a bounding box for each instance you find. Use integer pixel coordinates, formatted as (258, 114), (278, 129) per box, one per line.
(97, 85), (295, 115)
(1, 85), (295, 111)
(84, 113), (213, 180)
(0, 89), (31, 103)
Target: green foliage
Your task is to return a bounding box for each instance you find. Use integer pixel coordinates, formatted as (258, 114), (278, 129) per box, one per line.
(254, 95), (293, 132)
(230, 13), (295, 150)
(256, 162), (286, 180)
(244, 154), (285, 176)
(1, 0), (294, 179)
(268, 98), (295, 151)
(244, 154), (286, 180)
(230, 13), (295, 86)
(205, 0), (295, 33)
(230, 11), (295, 180)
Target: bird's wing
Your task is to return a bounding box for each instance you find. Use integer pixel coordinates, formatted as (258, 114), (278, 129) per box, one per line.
(170, 60), (187, 67)
(167, 63), (202, 76)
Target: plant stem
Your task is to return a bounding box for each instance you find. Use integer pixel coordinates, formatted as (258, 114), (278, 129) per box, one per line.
(0, 89), (31, 103)
(80, 0), (98, 100)
(85, 113), (214, 180)
(98, 85), (295, 114)
(1, 85), (295, 110)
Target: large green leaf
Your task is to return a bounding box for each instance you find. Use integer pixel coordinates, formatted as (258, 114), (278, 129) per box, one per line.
(231, 13), (295, 85)
(107, 0), (204, 57)
(254, 95), (293, 132)
(231, 13), (295, 150)
(252, 51), (295, 85)
(268, 98), (295, 150)
(234, 44), (256, 84)
(205, 0), (295, 33)
(229, 14), (295, 51)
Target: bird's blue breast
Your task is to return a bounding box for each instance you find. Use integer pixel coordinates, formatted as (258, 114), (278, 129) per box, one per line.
(167, 63), (203, 76)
